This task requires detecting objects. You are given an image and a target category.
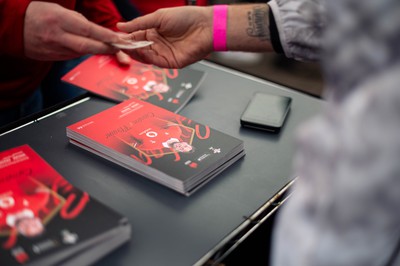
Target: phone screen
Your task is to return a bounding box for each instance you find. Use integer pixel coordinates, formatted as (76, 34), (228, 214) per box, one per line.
(240, 92), (291, 132)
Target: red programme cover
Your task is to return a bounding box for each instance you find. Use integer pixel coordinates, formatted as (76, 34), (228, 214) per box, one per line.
(67, 99), (245, 196)
(0, 145), (130, 266)
(61, 55), (205, 113)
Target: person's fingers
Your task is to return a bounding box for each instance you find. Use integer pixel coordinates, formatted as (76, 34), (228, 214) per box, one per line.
(60, 32), (118, 54)
(129, 30), (148, 41)
(62, 11), (123, 44)
(116, 32), (133, 41)
(115, 51), (132, 65)
(117, 13), (161, 33)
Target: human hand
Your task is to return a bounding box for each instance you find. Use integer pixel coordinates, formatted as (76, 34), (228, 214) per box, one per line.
(24, 1), (125, 61)
(117, 6), (214, 68)
(115, 51), (132, 65)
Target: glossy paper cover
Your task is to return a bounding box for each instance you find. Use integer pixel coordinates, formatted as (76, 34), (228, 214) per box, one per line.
(67, 99), (244, 194)
(61, 55), (205, 113)
(0, 145), (130, 265)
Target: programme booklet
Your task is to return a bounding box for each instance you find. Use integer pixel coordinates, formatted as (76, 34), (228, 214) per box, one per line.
(66, 98), (245, 196)
(0, 145), (131, 266)
(61, 55), (206, 113)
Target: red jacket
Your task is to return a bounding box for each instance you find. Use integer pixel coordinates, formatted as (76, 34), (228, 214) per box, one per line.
(131, 0), (208, 15)
(0, 0), (122, 109)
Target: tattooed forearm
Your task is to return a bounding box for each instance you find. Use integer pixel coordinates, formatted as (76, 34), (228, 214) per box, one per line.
(246, 5), (270, 41)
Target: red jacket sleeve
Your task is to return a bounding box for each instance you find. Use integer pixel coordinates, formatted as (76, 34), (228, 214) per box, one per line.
(131, 0), (208, 15)
(76, 0), (123, 31)
(0, 0), (31, 58)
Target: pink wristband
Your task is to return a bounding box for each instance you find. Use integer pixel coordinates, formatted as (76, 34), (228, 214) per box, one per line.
(213, 5), (228, 51)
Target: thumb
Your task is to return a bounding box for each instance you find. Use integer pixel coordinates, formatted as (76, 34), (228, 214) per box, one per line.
(115, 51), (131, 65)
(117, 13), (160, 33)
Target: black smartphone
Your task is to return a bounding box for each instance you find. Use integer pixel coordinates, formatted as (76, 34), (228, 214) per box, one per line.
(240, 92), (292, 133)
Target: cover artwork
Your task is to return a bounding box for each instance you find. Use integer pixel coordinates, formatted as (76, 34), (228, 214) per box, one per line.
(0, 145), (129, 265)
(61, 55), (205, 113)
(67, 99), (244, 195)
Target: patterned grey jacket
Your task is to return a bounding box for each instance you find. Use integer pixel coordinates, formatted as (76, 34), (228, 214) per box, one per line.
(269, 0), (400, 265)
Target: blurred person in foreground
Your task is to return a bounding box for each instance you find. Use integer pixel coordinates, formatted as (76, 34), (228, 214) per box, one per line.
(117, 1), (400, 265)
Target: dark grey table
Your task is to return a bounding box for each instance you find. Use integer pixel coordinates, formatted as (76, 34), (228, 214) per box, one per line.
(0, 60), (322, 266)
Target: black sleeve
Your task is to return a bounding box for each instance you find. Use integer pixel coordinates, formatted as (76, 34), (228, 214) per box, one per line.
(269, 7), (284, 54)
